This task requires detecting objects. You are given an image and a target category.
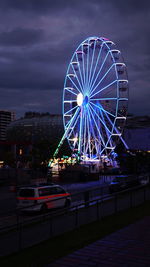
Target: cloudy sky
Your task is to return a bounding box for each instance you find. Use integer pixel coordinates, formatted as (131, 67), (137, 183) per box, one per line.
(0, 0), (149, 118)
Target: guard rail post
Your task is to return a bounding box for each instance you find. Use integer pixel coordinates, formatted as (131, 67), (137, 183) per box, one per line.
(96, 199), (99, 220)
(143, 186), (146, 202)
(18, 221), (22, 251)
(49, 216), (53, 238)
(130, 190), (133, 208)
(114, 193), (118, 214)
(75, 206), (78, 227)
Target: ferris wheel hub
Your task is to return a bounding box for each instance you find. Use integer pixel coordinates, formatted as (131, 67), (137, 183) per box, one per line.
(77, 93), (83, 106)
(83, 95), (89, 105)
(77, 93), (89, 106)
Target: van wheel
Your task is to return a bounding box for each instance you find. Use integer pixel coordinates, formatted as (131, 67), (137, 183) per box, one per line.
(41, 204), (48, 213)
(65, 199), (71, 208)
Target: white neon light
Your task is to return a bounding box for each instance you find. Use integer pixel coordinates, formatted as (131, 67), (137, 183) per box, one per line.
(77, 93), (83, 106)
(112, 133), (121, 136)
(67, 74), (76, 78)
(118, 80), (128, 83)
(64, 100), (76, 103)
(71, 61), (79, 65)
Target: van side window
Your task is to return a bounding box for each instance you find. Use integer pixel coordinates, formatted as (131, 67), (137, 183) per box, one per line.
(39, 188), (50, 196)
(48, 187), (57, 195)
(55, 187), (66, 194)
(19, 189), (35, 197)
(38, 186), (66, 196)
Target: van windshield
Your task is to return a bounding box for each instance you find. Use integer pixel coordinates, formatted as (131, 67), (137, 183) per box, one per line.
(19, 189), (35, 197)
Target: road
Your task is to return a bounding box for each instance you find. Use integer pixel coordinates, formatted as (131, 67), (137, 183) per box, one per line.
(0, 180), (110, 228)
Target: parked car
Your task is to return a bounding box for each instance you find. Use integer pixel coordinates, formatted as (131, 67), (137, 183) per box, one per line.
(109, 175), (140, 193)
(16, 184), (71, 212)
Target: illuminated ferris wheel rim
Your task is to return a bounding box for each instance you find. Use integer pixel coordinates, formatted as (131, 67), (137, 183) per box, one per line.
(62, 36), (129, 161)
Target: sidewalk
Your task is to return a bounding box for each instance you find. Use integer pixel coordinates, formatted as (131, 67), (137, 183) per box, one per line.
(47, 216), (150, 266)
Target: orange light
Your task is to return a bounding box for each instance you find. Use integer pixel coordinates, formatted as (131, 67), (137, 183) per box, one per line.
(19, 149), (23, 155)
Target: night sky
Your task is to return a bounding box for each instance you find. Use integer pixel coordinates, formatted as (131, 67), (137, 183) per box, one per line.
(0, 0), (149, 118)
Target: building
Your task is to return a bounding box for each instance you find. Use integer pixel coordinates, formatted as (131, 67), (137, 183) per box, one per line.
(7, 113), (63, 143)
(0, 110), (15, 141)
(6, 113), (64, 161)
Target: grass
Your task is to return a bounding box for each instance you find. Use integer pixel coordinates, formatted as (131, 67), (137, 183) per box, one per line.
(1, 200), (150, 267)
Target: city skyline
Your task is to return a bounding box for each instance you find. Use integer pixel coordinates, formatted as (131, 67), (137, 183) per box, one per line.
(0, 0), (149, 118)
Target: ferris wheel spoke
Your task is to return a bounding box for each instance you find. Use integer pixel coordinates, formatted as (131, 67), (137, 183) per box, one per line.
(89, 42), (104, 89)
(86, 109), (92, 158)
(90, 100), (116, 120)
(88, 104), (109, 151)
(89, 49), (109, 93)
(82, 108), (87, 156)
(87, 108), (95, 155)
(90, 79), (117, 98)
(101, 108), (120, 134)
(88, 104), (106, 148)
(81, 46), (86, 87)
(89, 102), (111, 135)
(67, 76), (82, 94)
(64, 104), (78, 116)
(75, 54), (84, 92)
(90, 97), (117, 101)
(85, 110), (90, 156)
(83, 108), (87, 156)
(78, 108), (83, 153)
(85, 41), (90, 89)
(67, 112), (80, 140)
(99, 108), (114, 149)
(65, 106), (80, 130)
(90, 62), (115, 96)
(71, 64), (84, 93)
(88, 41), (96, 88)
(65, 87), (78, 96)
(87, 108), (101, 155)
(99, 106), (116, 118)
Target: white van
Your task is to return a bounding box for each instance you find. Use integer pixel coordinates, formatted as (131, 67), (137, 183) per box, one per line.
(17, 184), (71, 212)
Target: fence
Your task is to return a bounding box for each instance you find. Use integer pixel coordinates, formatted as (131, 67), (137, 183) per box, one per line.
(0, 180), (150, 257)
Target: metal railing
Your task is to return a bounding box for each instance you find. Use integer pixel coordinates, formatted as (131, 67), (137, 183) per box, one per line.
(0, 174), (149, 256)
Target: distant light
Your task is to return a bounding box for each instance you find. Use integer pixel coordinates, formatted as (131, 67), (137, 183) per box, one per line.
(19, 149), (23, 155)
(77, 93), (83, 106)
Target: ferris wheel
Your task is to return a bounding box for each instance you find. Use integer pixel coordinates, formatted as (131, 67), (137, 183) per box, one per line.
(62, 36), (128, 161)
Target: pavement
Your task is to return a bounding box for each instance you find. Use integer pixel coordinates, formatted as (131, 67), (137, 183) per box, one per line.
(46, 216), (150, 267)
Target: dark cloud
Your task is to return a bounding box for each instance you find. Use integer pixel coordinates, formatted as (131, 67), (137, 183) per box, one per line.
(0, 0), (82, 14)
(0, 57), (64, 90)
(0, 0), (149, 15)
(0, 27), (44, 46)
(0, 0), (149, 118)
(109, 0), (150, 14)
